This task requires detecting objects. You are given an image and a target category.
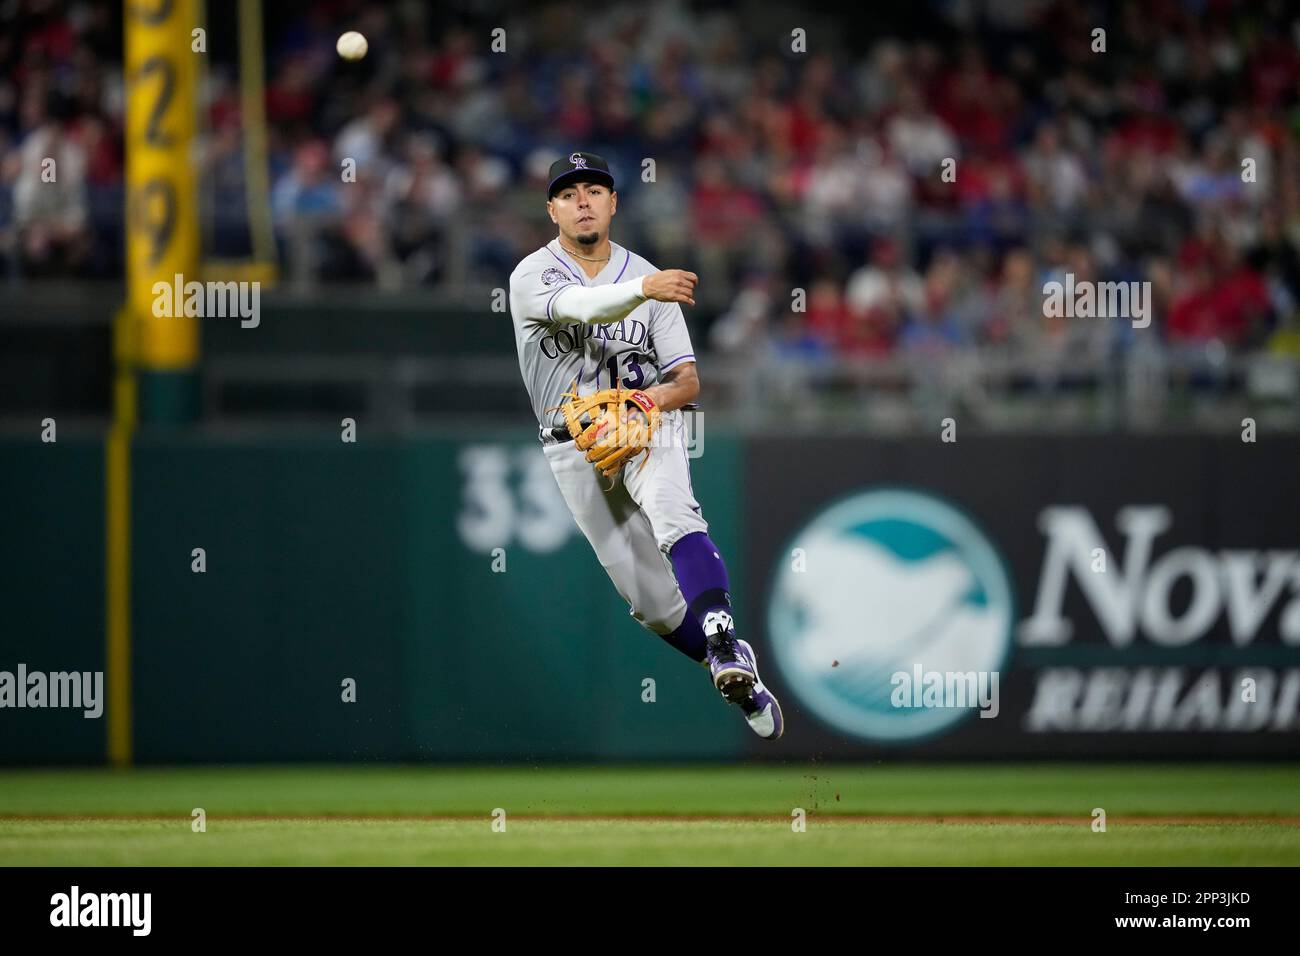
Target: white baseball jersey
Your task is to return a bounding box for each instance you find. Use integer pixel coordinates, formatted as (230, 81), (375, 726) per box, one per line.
(508, 239), (696, 435)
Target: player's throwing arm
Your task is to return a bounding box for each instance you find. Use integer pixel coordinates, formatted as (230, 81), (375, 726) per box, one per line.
(642, 270), (699, 307)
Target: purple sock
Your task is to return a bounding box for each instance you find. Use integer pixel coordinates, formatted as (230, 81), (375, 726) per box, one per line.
(669, 531), (735, 641)
(659, 611), (707, 663)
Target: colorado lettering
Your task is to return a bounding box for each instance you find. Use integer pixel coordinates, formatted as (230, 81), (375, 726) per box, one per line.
(538, 318), (648, 358)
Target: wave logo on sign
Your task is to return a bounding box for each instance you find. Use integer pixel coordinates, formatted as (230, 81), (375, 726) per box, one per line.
(768, 489), (1015, 743)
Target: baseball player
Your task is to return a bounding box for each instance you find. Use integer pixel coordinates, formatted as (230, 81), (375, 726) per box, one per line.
(508, 151), (783, 740)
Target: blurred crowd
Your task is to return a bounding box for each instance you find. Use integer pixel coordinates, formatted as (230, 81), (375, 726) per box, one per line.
(2, 0), (1300, 365)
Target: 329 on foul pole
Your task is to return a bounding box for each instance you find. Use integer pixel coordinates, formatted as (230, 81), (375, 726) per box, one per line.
(124, 0), (200, 422)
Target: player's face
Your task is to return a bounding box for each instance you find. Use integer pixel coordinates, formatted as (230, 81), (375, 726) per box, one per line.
(548, 181), (616, 246)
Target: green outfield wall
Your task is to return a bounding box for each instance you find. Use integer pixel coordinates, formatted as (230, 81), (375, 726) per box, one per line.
(4, 430), (1298, 763)
(1, 430), (747, 763)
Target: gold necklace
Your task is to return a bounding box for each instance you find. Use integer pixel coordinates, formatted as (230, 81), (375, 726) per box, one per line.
(559, 241), (611, 262)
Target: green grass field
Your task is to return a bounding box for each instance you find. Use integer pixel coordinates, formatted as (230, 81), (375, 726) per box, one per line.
(1, 764), (1297, 865)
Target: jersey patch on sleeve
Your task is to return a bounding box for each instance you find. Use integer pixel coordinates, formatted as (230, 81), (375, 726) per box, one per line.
(541, 266), (572, 287)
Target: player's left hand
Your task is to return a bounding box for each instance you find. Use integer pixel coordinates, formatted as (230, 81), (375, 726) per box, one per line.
(556, 382), (661, 478)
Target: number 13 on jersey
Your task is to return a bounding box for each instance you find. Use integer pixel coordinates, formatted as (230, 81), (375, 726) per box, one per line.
(605, 353), (646, 389)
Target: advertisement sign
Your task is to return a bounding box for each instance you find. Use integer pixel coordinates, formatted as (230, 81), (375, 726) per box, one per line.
(746, 436), (1300, 757)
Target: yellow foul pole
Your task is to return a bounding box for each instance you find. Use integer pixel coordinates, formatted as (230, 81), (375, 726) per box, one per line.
(112, 0), (200, 765)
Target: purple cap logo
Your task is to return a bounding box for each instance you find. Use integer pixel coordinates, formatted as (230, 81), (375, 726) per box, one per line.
(569, 152), (588, 169)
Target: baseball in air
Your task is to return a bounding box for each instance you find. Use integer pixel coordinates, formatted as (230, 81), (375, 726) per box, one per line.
(336, 31), (368, 61)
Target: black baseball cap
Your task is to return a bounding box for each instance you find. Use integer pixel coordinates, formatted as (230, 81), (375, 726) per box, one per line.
(546, 151), (615, 199)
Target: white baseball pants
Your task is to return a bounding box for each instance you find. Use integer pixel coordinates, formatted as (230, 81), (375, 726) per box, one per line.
(541, 409), (707, 634)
